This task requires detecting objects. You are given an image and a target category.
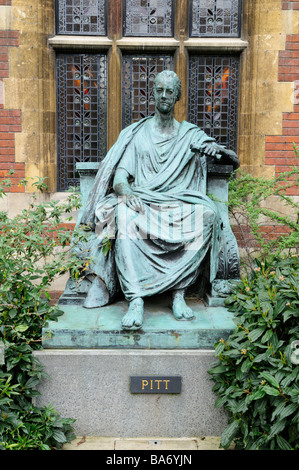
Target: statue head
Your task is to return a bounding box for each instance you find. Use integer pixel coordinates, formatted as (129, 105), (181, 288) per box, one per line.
(152, 71), (182, 103)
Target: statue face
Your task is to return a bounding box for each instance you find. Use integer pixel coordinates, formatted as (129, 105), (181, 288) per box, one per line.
(153, 76), (177, 114)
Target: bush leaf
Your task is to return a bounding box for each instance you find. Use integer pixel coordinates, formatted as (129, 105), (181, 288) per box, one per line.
(220, 420), (240, 449)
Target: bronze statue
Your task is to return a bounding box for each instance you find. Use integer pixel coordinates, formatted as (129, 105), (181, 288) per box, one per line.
(72, 71), (239, 330)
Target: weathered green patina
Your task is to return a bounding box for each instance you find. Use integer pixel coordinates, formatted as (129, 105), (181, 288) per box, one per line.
(60, 71), (239, 333)
(43, 297), (236, 349)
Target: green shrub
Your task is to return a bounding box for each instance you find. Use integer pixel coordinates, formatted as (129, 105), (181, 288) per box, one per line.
(209, 255), (299, 450)
(0, 374), (75, 450)
(228, 146), (299, 273)
(0, 176), (87, 449)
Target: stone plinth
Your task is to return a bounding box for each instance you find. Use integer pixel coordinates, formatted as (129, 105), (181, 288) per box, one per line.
(33, 348), (228, 437)
(42, 297), (235, 350)
(36, 298), (235, 437)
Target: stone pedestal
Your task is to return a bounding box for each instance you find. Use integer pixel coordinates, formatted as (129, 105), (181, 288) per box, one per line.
(33, 152), (239, 438)
(33, 349), (228, 437)
(33, 298), (234, 437)
(42, 297), (235, 350)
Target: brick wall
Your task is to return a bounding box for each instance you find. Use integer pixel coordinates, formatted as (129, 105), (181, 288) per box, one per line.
(282, 0), (299, 9)
(0, 28), (24, 192)
(265, 2), (299, 196)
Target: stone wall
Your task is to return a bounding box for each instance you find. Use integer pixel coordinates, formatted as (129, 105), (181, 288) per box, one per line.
(265, 30), (299, 196)
(0, 0), (56, 195)
(238, 0), (299, 184)
(0, 23), (24, 192)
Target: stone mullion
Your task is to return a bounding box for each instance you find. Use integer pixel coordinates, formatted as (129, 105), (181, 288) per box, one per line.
(174, 0), (190, 41)
(174, 0), (189, 122)
(107, 0), (123, 151)
(107, 44), (122, 152)
(107, 0), (123, 40)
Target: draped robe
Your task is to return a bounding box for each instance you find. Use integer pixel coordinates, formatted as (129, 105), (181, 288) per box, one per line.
(78, 117), (222, 304)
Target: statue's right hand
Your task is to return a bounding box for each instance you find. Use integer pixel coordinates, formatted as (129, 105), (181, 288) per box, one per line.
(125, 193), (145, 213)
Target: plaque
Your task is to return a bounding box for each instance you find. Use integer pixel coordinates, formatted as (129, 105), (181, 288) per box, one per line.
(130, 376), (181, 394)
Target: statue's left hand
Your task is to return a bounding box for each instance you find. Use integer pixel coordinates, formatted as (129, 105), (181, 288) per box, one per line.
(199, 142), (221, 157)
(190, 141), (239, 169)
(191, 141), (222, 160)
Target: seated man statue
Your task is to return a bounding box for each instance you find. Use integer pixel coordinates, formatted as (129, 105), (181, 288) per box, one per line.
(76, 70), (239, 330)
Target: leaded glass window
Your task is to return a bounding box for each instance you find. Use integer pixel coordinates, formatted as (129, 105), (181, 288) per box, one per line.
(188, 56), (239, 150)
(56, 54), (107, 190)
(190, 0), (241, 37)
(56, 0), (106, 35)
(54, 1), (243, 190)
(124, 0), (173, 37)
(122, 55), (173, 128)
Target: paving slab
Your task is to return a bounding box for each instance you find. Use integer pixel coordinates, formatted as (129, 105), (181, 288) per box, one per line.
(114, 438), (198, 450)
(62, 436), (231, 451)
(63, 436), (115, 450)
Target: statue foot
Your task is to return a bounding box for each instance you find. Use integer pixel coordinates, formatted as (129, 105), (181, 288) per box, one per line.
(172, 290), (194, 321)
(83, 277), (109, 308)
(121, 298), (144, 330)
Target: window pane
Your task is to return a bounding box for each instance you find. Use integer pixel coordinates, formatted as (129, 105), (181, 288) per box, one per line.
(56, 54), (107, 191)
(122, 55), (173, 128)
(190, 0), (241, 37)
(124, 0), (173, 37)
(56, 0), (106, 35)
(188, 56), (239, 151)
